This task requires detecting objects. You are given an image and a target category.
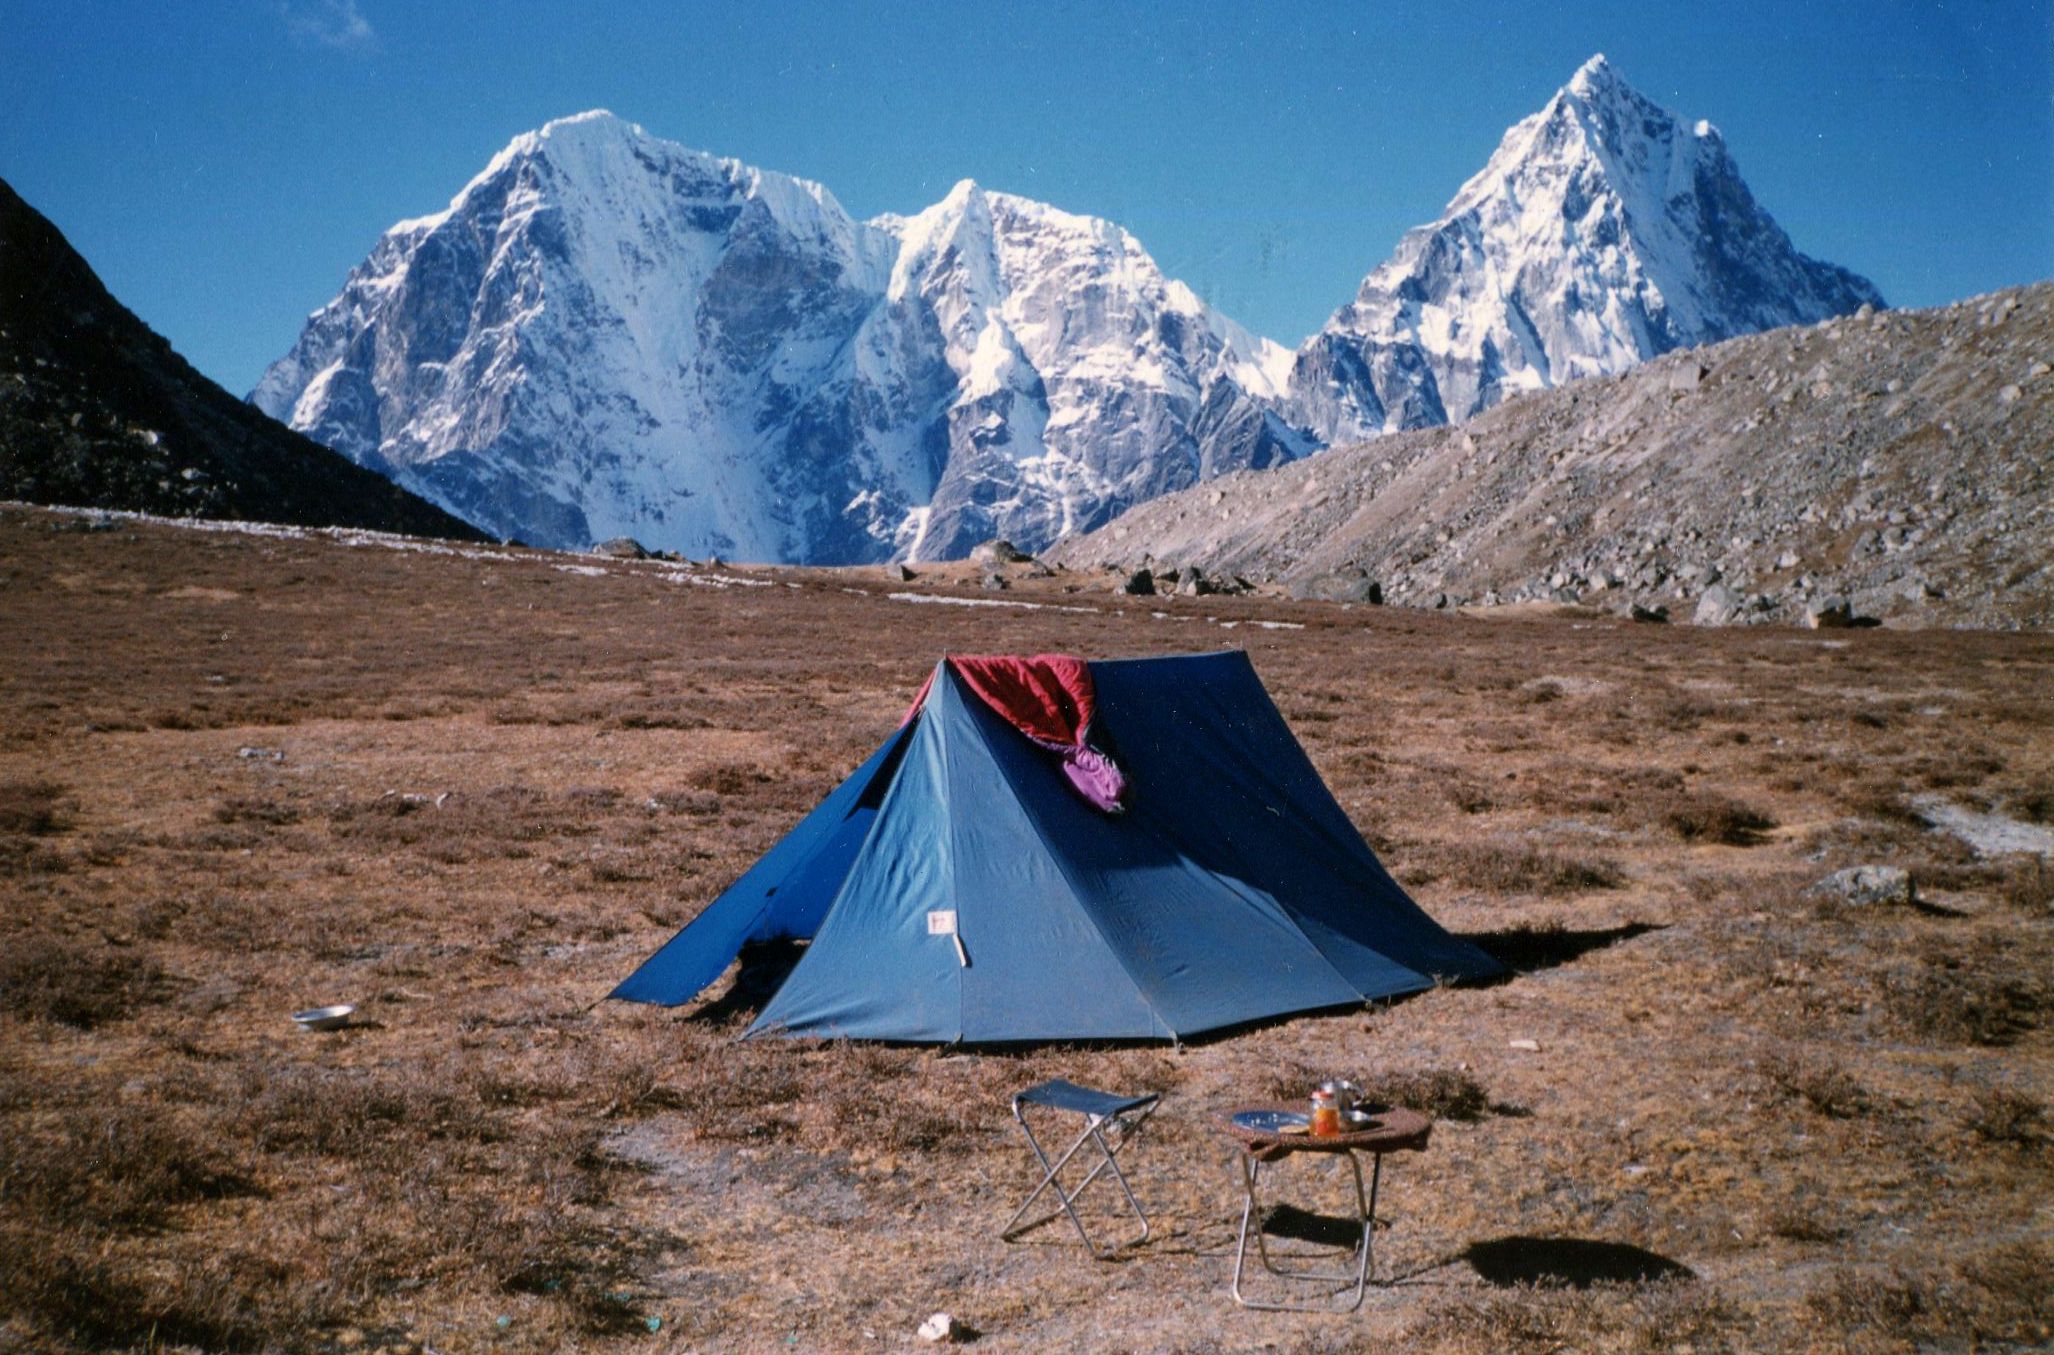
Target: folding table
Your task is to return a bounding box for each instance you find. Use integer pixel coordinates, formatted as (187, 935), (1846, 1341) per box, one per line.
(1217, 1104), (1432, 1312)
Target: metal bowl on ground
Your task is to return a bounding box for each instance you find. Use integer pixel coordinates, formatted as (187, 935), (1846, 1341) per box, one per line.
(292, 1004), (356, 1032)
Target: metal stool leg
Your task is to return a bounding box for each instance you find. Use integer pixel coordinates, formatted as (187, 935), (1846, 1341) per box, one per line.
(1001, 1103), (1154, 1258)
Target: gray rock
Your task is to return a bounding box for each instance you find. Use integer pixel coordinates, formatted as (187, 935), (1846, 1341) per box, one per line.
(1669, 361), (1709, 391)
(1807, 865), (1914, 907)
(971, 539), (1031, 566)
(1115, 568), (1155, 596)
(1692, 583), (1741, 625)
(591, 536), (650, 559)
(980, 572), (1009, 591)
(1806, 596), (1854, 629)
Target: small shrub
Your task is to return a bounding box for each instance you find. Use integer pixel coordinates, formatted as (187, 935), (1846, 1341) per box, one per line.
(1808, 1267), (1953, 1341)
(1766, 1205), (1841, 1242)
(1887, 955), (2044, 1047)
(1359, 1067), (1493, 1121)
(1842, 781), (1926, 824)
(1258, 1062), (1494, 1121)
(0, 779), (69, 834)
(0, 937), (168, 1028)
(1997, 857), (2053, 916)
(1405, 841), (1625, 895)
(1965, 1087), (2045, 1147)
(0, 1101), (257, 1231)
(212, 795), (300, 826)
(1957, 1241), (2054, 1340)
(1761, 1052), (1867, 1119)
(1652, 790), (1776, 845)
(1410, 1290), (1604, 1352)
(2011, 786), (2054, 824)
(686, 762), (772, 796)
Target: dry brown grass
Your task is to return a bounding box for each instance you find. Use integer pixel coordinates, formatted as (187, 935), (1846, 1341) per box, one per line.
(0, 505), (2050, 1353)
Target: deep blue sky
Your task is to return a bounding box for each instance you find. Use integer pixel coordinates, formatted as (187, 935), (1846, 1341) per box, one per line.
(5, 1), (2048, 393)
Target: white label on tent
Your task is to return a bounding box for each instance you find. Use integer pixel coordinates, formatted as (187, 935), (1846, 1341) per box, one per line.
(927, 910), (958, 935)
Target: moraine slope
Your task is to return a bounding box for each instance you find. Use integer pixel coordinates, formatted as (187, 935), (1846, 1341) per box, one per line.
(1053, 284), (2053, 630)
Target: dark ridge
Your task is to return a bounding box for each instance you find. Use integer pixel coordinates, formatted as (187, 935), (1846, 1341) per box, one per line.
(0, 176), (487, 541)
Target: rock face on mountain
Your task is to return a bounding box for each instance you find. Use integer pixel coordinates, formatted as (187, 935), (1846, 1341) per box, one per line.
(256, 59), (1881, 563)
(0, 177), (483, 540)
(1052, 284), (2054, 630)
(254, 113), (1304, 561)
(1289, 55), (1884, 443)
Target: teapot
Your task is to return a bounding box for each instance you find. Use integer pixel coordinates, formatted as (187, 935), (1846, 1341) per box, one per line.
(1318, 1079), (1363, 1115)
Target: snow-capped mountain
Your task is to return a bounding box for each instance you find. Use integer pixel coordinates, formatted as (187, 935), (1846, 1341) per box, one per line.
(254, 112), (1306, 561)
(880, 182), (1308, 558)
(1288, 54), (1884, 441)
(256, 60), (1882, 561)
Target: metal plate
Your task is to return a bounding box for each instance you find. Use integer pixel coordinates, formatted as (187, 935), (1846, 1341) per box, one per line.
(1231, 1109), (1311, 1135)
(293, 1004), (356, 1031)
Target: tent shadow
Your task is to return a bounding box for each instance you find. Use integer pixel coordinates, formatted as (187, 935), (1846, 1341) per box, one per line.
(1462, 1236), (1693, 1288)
(1462, 922), (1663, 979)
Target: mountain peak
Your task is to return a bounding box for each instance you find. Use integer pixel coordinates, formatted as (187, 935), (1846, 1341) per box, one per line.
(1566, 52), (1617, 95)
(1550, 53), (1671, 139)
(538, 108), (632, 135)
(1296, 55), (1884, 437)
(509, 109), (653, 162)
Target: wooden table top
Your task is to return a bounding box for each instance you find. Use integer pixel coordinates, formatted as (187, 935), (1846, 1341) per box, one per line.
(1217, 1104), (1432, 1159)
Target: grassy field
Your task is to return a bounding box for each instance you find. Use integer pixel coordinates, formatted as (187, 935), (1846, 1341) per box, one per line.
(2, 505), (2049, 1354)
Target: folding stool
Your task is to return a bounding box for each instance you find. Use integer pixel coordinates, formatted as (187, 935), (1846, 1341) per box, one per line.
(999, 1079), (1160, 1258)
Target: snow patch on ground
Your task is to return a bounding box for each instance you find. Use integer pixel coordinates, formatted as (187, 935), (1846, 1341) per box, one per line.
(886, 591), (1096, 614)
(1914, 796), (2054, 858)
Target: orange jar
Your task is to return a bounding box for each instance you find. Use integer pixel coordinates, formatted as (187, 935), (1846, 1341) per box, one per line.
(1310, 1088), (1341, 1136)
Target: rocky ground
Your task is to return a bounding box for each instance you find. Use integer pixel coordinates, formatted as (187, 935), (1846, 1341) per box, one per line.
(1052, 283), (2052, 630)
(2, 505), (2050, 1354)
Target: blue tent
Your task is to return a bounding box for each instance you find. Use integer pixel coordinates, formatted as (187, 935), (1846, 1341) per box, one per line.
(611, 651), (1502, 1042)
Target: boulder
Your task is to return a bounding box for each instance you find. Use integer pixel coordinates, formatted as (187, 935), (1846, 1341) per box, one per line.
(895, 563), (918, 582)
(1630, 603), (1670, 624)
(1668, 361), (1709, 391)
(591, 537), (649, 559)
(971, 539), (1030, 567)
(1807, 865), (1914, 908)
(1806, 596), (1855, 629)
(1114, 568), (1155, 596)
(1692, 583), (1742, 626)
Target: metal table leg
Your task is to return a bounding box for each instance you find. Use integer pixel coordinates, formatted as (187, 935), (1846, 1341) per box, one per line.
(1230, 1149), (1382, 1313)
